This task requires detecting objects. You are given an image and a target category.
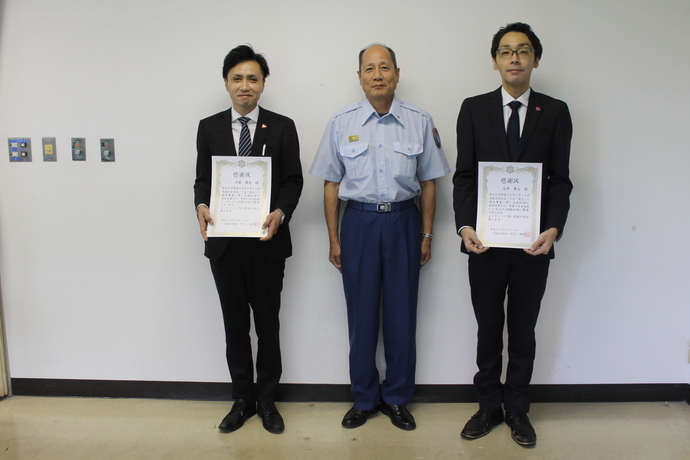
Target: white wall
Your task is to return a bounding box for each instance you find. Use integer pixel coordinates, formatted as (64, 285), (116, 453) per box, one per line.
(0, 0), (688, 386)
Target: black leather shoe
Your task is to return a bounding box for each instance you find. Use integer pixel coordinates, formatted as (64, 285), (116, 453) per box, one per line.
(379, 401), (416, 431)
(460, 409), (504, 439)
(341, 405), (379, 428)
(257, 401), (285, 434)
(218, 399), (256, 433)
(505, 410), (536, 446)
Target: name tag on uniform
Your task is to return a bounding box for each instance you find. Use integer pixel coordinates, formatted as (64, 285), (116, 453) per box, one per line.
(348, 135), (359, 142)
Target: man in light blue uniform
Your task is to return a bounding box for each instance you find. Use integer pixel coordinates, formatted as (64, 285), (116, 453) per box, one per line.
(310, 44), (450, 431)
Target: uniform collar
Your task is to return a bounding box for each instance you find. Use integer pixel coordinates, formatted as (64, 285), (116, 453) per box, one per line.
(360, 97), (404, 126)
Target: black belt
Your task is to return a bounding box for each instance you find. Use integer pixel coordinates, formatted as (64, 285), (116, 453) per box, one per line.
(347, 199), (415, 213)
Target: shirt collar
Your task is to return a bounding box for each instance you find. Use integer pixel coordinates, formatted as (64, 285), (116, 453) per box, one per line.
(231, 106), (260, 122)
(360, 97), (404, 126)
(501, 87), (531, 108)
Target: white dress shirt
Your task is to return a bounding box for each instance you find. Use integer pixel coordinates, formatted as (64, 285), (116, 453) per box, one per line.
(501, 87), (531, 135)
(231, 106), (259, 154)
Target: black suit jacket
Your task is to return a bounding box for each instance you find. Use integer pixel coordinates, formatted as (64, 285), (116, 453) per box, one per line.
(194, 107), (303, 261)
(452, 88), (573, 259)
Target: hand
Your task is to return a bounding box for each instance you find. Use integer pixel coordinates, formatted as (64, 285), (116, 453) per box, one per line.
(260, 210), (283, 241)
(329, 241), (342, 273)
(460, 227), (489, 254)
(420, 237), (432, 268)
(524, 228), (558, 256)
(197, 205), (214, 241)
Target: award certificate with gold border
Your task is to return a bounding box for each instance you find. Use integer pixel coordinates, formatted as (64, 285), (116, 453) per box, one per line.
(476, 161), (542, 249)
(207, 156), (272, 238)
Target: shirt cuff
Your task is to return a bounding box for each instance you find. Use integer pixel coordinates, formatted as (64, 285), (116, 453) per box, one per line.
(458, 225), (473, 236)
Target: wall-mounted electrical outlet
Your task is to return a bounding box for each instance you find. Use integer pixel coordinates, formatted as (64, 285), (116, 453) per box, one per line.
(42, 137), (57, 162)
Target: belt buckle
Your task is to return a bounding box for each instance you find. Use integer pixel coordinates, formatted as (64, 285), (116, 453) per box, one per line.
(376, 202), (392, 212)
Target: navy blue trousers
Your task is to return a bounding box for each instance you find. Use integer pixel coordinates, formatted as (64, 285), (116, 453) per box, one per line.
(340, 203), (421, 410)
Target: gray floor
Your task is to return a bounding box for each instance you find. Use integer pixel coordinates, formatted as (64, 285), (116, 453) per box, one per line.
(1, 397), (689, 459)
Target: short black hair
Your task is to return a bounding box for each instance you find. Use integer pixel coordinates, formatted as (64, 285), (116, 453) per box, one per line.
(491, 22), (543, 60)
(222, 45), (270, 80)
(358, 43), (398, 71)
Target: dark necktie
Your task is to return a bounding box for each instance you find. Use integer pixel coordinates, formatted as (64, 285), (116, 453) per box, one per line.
(238, 117), (251, 156)
(507, 100), (521, 161)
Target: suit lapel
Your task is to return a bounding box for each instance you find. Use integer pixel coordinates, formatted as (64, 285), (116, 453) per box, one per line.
(489, 88), (511, 161)
(515, 91), (543, 160)
(251, 107), (270, 156)
(219, 109), (237, 155)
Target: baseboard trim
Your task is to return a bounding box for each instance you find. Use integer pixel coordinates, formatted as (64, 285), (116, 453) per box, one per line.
(10, 379), (689, 404)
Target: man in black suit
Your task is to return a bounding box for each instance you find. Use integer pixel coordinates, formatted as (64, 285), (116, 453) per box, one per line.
(194, 45), (303, 434)
(453, 23), (572, 447)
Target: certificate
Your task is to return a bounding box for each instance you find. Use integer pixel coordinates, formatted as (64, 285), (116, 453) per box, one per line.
(207, 156), (272, 238)
(476, 161), (542, 249)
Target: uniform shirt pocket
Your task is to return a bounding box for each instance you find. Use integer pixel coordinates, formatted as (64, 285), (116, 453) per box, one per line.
(339, 142), (370, 180)
(392, 142), (423, 178)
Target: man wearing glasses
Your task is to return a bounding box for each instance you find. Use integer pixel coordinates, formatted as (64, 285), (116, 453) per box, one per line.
(453, 23), (573, 447)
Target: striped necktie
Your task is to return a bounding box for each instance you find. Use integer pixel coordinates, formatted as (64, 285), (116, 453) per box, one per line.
(238, 117), (251, 156)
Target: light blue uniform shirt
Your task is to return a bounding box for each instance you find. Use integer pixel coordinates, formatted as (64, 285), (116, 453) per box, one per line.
(310, 97), (450, 203)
